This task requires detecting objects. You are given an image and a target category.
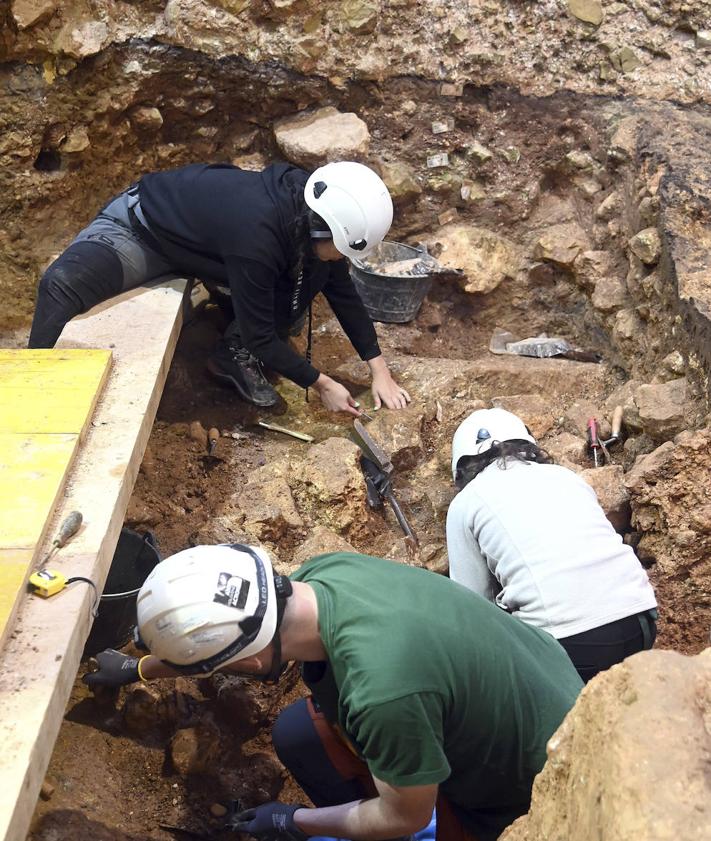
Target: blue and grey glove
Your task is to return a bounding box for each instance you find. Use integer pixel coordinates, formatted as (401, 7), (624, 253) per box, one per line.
(228, 801), (309, 840)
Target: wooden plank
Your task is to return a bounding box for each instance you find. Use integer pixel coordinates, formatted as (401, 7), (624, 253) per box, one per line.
(0, 279), (189, 841)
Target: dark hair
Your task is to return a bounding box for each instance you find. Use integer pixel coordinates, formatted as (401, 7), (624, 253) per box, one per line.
(455, 439), (554, 490)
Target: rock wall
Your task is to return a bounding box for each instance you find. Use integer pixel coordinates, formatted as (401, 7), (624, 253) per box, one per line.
(501, 648), (711, 841)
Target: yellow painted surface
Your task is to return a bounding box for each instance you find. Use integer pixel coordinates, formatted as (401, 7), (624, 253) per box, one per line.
(0, 350), (111, 637)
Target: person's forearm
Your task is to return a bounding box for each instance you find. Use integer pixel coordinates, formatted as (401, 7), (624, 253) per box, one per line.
(294, 797), (422, 841)
(138, 655), (182, 680)
(367, 355), (388, 376)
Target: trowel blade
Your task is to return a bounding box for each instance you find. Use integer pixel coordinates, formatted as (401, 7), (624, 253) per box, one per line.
(352, 419), (393, 474)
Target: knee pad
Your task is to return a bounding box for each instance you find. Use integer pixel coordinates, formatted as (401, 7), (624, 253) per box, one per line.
(40, 240), (124, 313)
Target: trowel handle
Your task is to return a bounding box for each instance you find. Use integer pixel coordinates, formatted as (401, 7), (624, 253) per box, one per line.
(610, 405), (623, 439)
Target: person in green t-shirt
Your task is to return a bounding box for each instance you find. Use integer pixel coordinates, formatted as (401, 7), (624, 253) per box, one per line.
(85, 544), (582, 841)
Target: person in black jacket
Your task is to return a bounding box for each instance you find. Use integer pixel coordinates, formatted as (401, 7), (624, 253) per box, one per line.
(28, 161), (410, 414)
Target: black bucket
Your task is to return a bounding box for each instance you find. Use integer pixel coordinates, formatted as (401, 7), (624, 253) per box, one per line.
(349, 241), (435, 323)
(84, 527), (161, 656)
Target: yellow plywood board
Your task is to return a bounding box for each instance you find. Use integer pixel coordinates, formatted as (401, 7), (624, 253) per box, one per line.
(0, 349), (112, 434)
(0, 549), (34, 633)
(0, 433), (80, 549)
(0, 349), (112, 645)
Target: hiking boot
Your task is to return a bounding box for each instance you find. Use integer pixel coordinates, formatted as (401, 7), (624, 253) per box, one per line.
(207, 340), (279, 407)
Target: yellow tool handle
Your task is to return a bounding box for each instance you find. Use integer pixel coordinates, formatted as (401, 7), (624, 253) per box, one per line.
(54, 510), (83, 548)
(208, 427), (220, 453)
(610, 405), (623, 439)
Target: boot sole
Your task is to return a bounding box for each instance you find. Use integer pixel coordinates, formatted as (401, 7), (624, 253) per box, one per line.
(206, 359), (280, 408)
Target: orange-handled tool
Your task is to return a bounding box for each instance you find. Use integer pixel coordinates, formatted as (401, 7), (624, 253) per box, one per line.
(587, 417), (601, 467)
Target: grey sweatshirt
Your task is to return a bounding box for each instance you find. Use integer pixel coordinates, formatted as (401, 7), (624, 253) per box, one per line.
(445, 460), (657, 639)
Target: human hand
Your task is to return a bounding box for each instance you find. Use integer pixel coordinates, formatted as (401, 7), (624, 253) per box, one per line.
(228, 801), (308, 840)
(83, 649), (144, 689)
(313, 374), (360, 416)
(371, 371), (411, 410)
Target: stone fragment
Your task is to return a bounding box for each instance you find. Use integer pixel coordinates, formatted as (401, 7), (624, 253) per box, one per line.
(612, 308), (644, 348)
(460, 180), (486, 202)
(634, 379), (687, 441)
(605, 379), (643, 432)
(440, 82), (464, 96)
(366, 407), (427, 471)
(628, 228), (661, 264)
(292, 526), (357, 569)
(432, 118), (454, 134)
(567, 0), (603, 26)
(581, 465), (631, 532)
(54, 20), (108, 58)
(449, 27), (469, 45)
(611, 46), (641, 74)
(595, 191), (622, 221)
(130, 106), (164, 132)
(466, 141), (493, 163)
(426, 152), (449, 169)
(212, 0), (250, 13)
(39, 781), (55, 801)
(61, 126), (90, 153)
(564, 150), (595, 171)
(438, 208), (459, 226)
(573, 250), (617, 292)
(341, 0), (378, 34)
(210, 804), (228, 818)
(274, 107), (369, 169)
(544, 432), (586, 465)
(563, 400), (610, 440)
(236, 476), (304, 543)
(661, 350), (685, 377)
(696, 30), (711, 49)
(293, 438), (366, 531)
(11, 0), (56, 29)
(501, 650), (711, 841)
(170, 722), (220, 776)
(434, 224), (522, 295)
(490, 393), (556, 439)
(534, 223), (590, 267)
(609, 117), (637, 163)
(122, 682), (166, 735)
(591, 275), (626, 313)
(379, 161), (421, 203)
(498, 146), (521, 164)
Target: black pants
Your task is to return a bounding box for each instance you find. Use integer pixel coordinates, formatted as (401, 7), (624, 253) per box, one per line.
(558, 609), (657, 684)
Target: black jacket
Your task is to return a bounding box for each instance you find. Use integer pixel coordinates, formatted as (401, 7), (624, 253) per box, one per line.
(138, 162), (381, 387)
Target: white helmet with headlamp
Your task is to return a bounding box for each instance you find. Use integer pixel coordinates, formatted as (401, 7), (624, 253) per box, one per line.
(136, 543), (291, 676)
(304, 161), (393, 260)
(451, 408), (536, 481)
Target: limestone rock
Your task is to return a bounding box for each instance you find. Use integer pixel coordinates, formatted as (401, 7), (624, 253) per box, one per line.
(274, 107), (370, 168)
(236, 476), (304, 543)
(574, 250), (618, 293)
(595, 191), (622, 221)
(564, 150), (596, 171)
(122, 683), (165, 736)
(611, 45), (641, 75)
(534, 223), (590, 267)
(581, 465), (631, 532)
(291, 525), (357, 569)
(292, 437), (366, 531)
(11, 0), (56, 29)
(466, 141), (493, 163)
(612, 308), (645, 348)
(563, 400), (610, 440)
(501, 650), (711, 841)
(634, 378), (687, 441)
(365, 408), (426, 470)
(591, 274), (627, 313)
(433, 224), (522, 295)
(130, 106), (164, 131)
(661, 350), (685, 377)
(379, 161), (421, 203)
(341, 0), (378, 34)
(567, 0), (603, 26)
(170, 722), (220, 776)
(609, 117), (638, 163)
(628, 227), (662, 264)
(490, 393), (556, 439)
(54, 20), (109, 59)
(605, 380), (643, 432)
(61, 126), (90, 153)
(544, 431), (586, 465)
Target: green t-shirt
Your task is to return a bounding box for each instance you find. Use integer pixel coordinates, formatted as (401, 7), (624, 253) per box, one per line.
(291, 552), (582, 814)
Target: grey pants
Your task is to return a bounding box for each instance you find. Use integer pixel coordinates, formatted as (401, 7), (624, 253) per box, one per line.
(28, 190), (176, 347)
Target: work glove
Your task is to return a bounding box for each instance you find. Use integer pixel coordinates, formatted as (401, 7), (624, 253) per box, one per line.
(227, 801), (309, 841)
(83, 649), (143, 688)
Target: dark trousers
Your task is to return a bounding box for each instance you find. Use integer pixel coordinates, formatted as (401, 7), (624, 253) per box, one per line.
(558, 609), (657, 684)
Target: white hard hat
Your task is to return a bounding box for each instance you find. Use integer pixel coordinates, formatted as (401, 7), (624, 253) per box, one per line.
(451, 408), (536, 480)
(136, 544), (278, 674)
(304, 161), (393, 259)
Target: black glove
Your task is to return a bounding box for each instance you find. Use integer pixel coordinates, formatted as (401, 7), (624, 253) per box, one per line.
(83, 649), (142, 688)
(228, 801), (308, 841)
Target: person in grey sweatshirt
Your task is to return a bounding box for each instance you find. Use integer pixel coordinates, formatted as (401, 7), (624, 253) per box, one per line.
(446, 407), (658, 683)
